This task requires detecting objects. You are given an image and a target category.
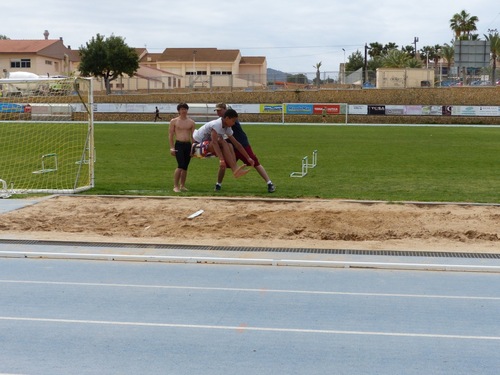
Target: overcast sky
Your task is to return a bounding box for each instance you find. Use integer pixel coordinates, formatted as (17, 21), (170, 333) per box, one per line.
(2, 0), (499, 73)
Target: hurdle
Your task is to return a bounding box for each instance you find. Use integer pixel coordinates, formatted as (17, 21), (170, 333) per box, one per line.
(306, 149), (318, 168)
(0, 179), (12, 199)
(32, 153), (58, 174)
(290, 150), (318, 178)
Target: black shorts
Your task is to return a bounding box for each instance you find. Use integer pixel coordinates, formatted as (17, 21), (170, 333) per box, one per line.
(175, 141), (192, 170)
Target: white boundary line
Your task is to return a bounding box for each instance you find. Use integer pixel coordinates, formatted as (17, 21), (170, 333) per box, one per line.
(2, 279), (499, 301)
(2, 250), (500, 273)
(1, 316), (499, 341)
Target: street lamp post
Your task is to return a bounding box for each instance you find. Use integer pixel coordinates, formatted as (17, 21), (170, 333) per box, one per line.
(438, 49), (443, 84)
(437, 48), (443, 87)
(364, 43), (371, 84)
(192, 50), (197, 75)
(342, 48), (346, 84)
(191, 50), (197, 88)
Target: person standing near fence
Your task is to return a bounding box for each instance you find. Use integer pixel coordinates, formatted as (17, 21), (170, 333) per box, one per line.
(322, 107), (327, 123)
(169, 103), (196, 192)
(154, 106), (163, 122)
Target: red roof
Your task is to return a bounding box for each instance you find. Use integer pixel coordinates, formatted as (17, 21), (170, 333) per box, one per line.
(0, 39), (61, 53)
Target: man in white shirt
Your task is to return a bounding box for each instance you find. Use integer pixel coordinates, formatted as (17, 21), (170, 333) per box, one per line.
(193, 108), (254, 178)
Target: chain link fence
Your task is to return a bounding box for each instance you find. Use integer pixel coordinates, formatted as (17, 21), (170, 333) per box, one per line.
(95, 67), (499, 93)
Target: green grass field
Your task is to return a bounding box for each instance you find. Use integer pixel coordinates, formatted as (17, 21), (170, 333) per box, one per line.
(89, 123), (500, 203)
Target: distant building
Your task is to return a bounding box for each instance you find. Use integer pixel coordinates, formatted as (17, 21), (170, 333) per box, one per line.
(0, 30), (77, 78)
(107, 64), (183, 92)
(0, 32), (267, 91)
(140, 48), (267, 89)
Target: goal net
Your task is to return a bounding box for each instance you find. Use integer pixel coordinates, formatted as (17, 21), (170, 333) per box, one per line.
(282, 103), (349, 124)
(0, 76), (94, 196)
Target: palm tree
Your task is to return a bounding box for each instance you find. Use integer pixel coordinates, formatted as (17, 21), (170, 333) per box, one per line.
(440, 44), (455, 78)
(449, 10), (479, 40)
(485, 30), (500, 84)
(368, 42), (383, 58)
(401, 45), (416, 57)
(383, 43), (399, 54)
(419, 45), (441, 68)
(420, 45), (432, 64)
(432, 44), (442, 66)
(463, 16), (479, 39)
(382, 49), (411, 68)
(406, 58), (422, 68)
(366, 42), (399, 61)
(313, 61), (322, 88)
(449, 13), (462, 39)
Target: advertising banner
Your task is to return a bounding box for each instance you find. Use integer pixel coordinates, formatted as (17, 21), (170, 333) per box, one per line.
(15, 101), (498, 118)
(260, 104), (283, 114)
(0, 103), (24, 113)
(476, 106), (500, 116)
(385, 105), (405, 115)
(285, 103), (313, 115)
(349, 105), (368, 115)
(313, 104), (341, 114)
(404, 106), (423, 115)
(442, 106), (452, 116)
(421, 106), (443, 116)
(230, 104), (261, 114)
(368, 105), (386, 115)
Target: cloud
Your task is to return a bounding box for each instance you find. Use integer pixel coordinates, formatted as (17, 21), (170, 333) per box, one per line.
(2, 0), (498, 73)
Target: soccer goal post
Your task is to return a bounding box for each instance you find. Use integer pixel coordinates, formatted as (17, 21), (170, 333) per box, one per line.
(0, 76), (94, 195)
(281, 103), (349, 124)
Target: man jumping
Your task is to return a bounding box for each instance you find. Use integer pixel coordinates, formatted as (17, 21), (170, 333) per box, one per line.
(193, 108), (254, 179)
(213, 103), (275, 193)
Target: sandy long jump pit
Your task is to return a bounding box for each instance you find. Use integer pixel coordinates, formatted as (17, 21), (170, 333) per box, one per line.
(0, 195), (499, 254)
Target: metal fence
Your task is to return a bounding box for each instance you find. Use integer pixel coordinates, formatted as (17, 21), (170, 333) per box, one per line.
(96, 67), (499, 93)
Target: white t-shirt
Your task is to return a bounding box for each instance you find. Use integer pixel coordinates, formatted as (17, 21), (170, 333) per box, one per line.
(193, 118), (233, 143)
